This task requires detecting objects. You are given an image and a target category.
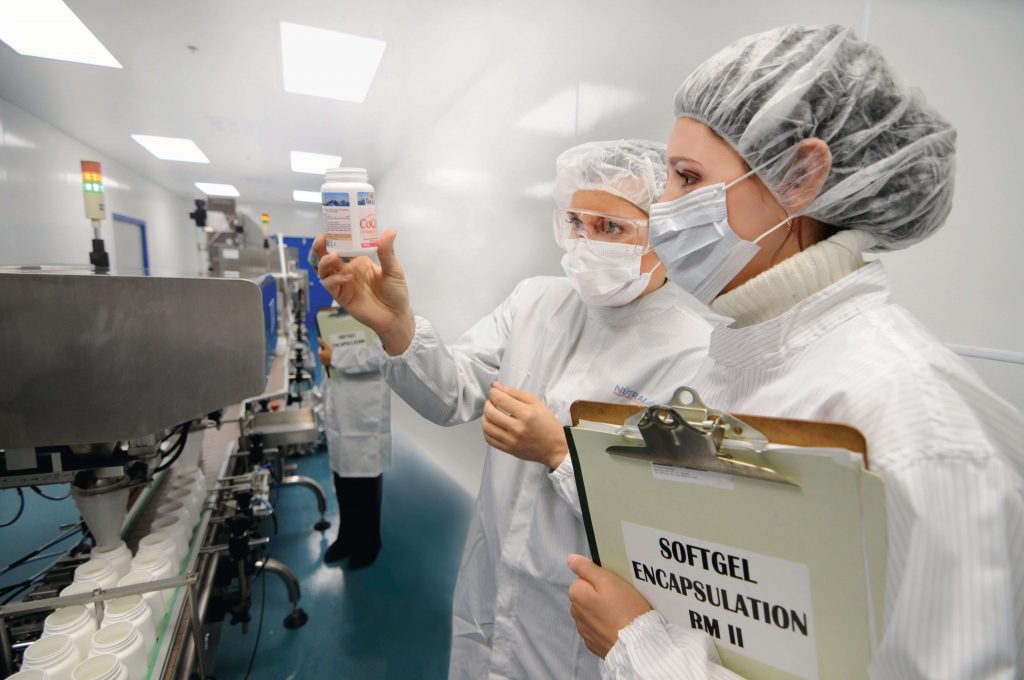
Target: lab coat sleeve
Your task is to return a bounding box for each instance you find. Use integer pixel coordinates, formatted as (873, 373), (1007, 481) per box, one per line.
(548, 455), (583, 520)
(330, 340), (385, 376)
(867, 455), (1024, 679)
(381, 283), (520, 426)
(601, 611), (744, 680)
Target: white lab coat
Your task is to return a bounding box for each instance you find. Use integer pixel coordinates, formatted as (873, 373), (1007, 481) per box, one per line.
(322, 327), (392, 477)
(603, 262), (1024, 679)
(382, 276), (719, 679)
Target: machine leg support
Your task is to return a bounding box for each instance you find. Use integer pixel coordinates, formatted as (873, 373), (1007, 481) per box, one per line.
(281, 474), (329, 531)
(283, 608), (309, 629)
(254, 557), (309, 629)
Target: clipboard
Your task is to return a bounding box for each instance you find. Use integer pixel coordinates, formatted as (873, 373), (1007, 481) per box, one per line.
(314, 306), (376, 379)
(567, 387), (886, 680)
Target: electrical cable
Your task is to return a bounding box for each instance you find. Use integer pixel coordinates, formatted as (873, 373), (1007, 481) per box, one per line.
(0, 488), (25, 527)
(1, 522), (85, 576)
(154, 421), (193, 473)
(241, 492), (278, 680)
(30, 484), (71, 501)
(242, 562), (267, 680)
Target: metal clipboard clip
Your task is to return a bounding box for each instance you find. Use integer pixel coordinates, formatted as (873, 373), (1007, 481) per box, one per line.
(606, 387), (796, 486)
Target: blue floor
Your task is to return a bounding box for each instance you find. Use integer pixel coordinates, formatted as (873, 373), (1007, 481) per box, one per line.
(215, 433), (474, 679)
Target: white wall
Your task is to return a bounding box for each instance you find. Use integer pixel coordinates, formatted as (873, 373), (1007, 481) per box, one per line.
(0, 97), (198, 275)
(365, 0), (1024, 494)
(867, 0), (1024, 412)
(3, 1), (1021, 497)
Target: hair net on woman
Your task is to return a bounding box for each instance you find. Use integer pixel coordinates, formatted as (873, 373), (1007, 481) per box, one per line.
(553, 139), (668, 212)
(674, 24), (956, 250)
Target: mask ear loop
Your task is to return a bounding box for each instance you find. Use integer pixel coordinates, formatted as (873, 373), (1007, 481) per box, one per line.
(721, 144), (807, 245)
(722, 167), (800, 248)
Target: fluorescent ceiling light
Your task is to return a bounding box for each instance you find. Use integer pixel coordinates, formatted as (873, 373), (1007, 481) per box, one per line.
(293, 190), (321, 204)
(291, 151), (341, 174)
(132, 135), (209, 163)
(195, 182), (239, 197)
(280, 22), (386, 103)
(0, 0), (121, 68)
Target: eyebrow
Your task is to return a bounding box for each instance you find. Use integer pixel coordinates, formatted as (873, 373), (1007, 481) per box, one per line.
(668, 156), (704, 167)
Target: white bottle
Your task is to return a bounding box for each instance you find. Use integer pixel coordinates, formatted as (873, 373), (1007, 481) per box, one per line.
(101, 596), (155, 653)
(154, 501), (191, 532)
(89, 622), (149, 680)
(70, 654), (128, 680)
(135, 533), (183, 570)
(163, 487), (200, 529)
(89, 542), (132, 580)
(147, 515), (189, 563)
(171, 466), (207, 498)
(22, 633), (82, 678)
(128, 553), (176, 606)
(7, 670), (48, 680)
(60, 580), (101, 623)
(43, 605), (98, 659)
(321, 167), (378, 257)
(116, 572), (167, 624)
(73, 561), (118, 590)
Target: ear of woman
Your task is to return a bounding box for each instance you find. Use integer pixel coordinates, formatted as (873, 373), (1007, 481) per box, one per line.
(780, 138), (832, 215)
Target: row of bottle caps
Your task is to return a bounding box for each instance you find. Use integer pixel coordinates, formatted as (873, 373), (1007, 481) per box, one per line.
(15, 466), (208, 680)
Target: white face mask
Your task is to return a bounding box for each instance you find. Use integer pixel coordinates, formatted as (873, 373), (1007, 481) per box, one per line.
(560, 240), (654, 307)
(648, 170), (791, 304)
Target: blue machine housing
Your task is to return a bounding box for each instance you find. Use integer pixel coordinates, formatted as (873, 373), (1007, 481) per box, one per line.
(257, 274), (278, 382)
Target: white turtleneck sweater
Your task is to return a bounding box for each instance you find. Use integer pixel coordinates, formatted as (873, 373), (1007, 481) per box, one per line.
(711, 228), (878, 328)
(603, 232), (1024, 680)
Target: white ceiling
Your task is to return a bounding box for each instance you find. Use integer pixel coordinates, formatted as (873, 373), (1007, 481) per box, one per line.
(0, 0), (867, 209)
(0, 0), (557, 204)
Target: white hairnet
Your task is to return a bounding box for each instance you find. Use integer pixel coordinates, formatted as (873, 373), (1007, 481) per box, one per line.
(553, 139), (668, 213)
(674, 24), (957, 250)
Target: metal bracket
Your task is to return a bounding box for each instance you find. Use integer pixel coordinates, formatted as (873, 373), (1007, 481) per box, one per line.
(607, 387), (795, 486)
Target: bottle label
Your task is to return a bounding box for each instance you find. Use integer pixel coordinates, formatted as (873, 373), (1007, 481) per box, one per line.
(322, 192), (352, 252)
(357, 191), (378, 248)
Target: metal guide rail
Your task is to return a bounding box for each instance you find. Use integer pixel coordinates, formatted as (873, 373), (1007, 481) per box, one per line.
(0, 421), (257, 679)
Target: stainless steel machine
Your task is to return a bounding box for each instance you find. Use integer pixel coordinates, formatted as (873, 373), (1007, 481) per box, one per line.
(0, 267), (316, 679)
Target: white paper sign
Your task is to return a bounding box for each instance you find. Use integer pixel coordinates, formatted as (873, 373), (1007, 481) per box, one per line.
(329, 331), (366, 351)
(222, 248), (240, 260)
(621, 521), (818, 680)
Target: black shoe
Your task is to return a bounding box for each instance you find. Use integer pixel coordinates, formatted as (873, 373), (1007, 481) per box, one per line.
(344, 543), (381, 571)
(324, 539), (353, 564)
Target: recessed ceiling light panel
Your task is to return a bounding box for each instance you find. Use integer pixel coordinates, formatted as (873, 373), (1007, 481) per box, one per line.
(291, 151), (342, 174)
(195, 182), (239, 197)
(132, 135), (209, 163)
(280, 22), (386, 103)
(293, 190), (321, 204)
(0, 0), (122, 68)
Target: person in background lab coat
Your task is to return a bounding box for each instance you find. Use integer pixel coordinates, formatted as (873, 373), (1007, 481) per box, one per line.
(311, 139), (724, 678)
(317, 302), (391, 569)
(565, 25), (1024, 679)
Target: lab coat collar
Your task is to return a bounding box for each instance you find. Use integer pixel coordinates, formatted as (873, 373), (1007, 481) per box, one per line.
(709, 260), (890, 369)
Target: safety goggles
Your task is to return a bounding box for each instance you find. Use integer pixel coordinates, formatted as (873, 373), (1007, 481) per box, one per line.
(552, 208), (649, 252)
